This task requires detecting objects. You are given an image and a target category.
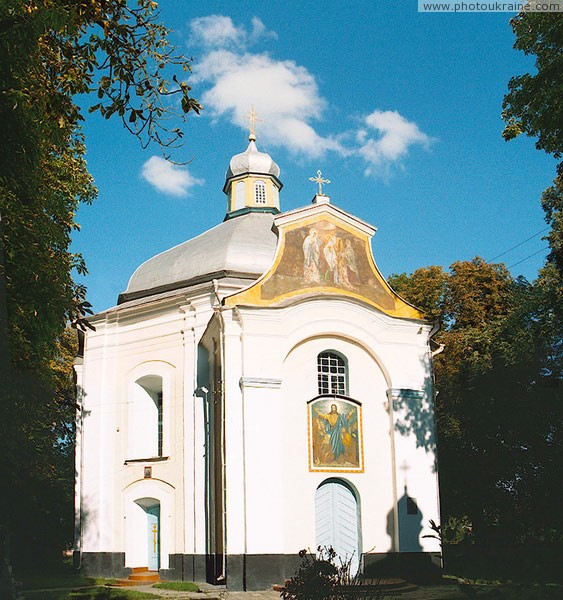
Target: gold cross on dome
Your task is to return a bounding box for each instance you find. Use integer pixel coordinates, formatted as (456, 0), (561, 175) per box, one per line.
(309, 169), (331, 195)
(243, 105), (262, 141)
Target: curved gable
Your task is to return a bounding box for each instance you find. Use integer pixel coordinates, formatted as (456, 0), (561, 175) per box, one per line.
(225, 201), (423, 320)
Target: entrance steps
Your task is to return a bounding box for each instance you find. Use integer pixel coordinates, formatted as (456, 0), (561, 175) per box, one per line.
(115, 566), (161, 586)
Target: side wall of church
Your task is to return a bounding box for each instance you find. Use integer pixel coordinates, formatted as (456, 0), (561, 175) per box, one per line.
(76, 293), (215, 578)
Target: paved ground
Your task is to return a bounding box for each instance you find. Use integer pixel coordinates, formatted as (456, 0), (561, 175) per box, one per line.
(115, 582), (470, 599)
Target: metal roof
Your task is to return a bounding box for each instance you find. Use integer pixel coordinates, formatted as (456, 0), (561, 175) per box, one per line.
(121, 212), (278, 302)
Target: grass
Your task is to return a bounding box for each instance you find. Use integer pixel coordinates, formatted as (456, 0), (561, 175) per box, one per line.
(18, 571), (95, 590)
(16, 562), (150, 599)
(153, 580), (200, 591)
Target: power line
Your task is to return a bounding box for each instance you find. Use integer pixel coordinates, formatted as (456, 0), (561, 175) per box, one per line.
(507, 246), (549, 269)
(488, 227), (549, 262)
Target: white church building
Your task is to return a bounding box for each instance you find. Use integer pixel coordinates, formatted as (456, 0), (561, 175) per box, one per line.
(74, 134), (442, 590)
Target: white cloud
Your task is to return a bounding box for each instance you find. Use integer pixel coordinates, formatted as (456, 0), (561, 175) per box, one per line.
(189, 15), (432, 174)
(189, 15), (275, 50)
(141, 156), (204, 197)
(192, 49), (341, 157)
(358, 110), (432, 175)
(249, 16), (278, 44)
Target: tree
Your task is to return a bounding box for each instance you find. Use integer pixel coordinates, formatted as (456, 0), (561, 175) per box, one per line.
(503, 12), (563, 278)
(541, 174), (563, 274)
(389, 258), (563, 544)
(501, 10), (563, 543)
(0, 0), (201, 573)
(1, 0), (201, 370)
(502, 13), (563, 158)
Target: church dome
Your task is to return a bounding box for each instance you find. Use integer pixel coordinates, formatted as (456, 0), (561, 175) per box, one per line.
(120, 212), (278, 303)
(226, 140), (281, 180)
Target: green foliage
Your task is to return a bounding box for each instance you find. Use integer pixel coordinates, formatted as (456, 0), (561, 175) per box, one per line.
(503, 12), (563, 281)
(1, 0), (202, 368)
(502, 13), (563, 158)
(541, 174), (563, 274)
(389, 265), (447, 322)
(282, 548), (339, 600)
(0, 328), (78, 564)
(423, 517), (473, 547)
(441, 516), (473, 545)
(389, 259), (563, 544)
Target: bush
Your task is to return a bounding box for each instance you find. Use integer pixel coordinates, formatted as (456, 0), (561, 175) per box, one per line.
(281, 547), (388, 600)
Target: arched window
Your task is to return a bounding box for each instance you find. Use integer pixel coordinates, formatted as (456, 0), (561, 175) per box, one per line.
(128, 375), (163, 459)
(254, 180), (266, 204)
(317, 351), (347, 396)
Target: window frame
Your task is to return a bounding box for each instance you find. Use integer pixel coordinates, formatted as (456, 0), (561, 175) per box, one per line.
(317, 351), (348, 396)
(254, 179), (267, 204)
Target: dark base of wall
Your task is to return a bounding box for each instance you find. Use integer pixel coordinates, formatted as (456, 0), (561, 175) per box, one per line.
(80, 552), (130, 579)
(160, 553), (301, 591)
(227, 554), (303, 591)
(79, 551), (442, 589)
(161, 554), (206, 582)
(363, 552), (442, 584)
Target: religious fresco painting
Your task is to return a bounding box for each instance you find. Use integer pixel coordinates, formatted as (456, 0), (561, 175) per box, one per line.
(260, 220), (396, 310)
(308, 397), (363, 472)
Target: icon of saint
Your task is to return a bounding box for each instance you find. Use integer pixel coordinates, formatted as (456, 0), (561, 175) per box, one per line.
(303, 228), (321, 283)
(314, 403), (354, 463)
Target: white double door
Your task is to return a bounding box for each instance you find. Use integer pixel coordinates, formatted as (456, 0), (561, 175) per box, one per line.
(315, 481), (360, 576)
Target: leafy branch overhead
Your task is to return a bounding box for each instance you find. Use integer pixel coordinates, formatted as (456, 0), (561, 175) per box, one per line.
(502, 13), (563, 159)
(4, 0), (202, 151)
(502, 12), (563, 280)
(1, 0), (202, 365)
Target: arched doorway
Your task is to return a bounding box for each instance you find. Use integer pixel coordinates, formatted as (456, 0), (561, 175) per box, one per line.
(127, 498), (161, 570)
(315, 480), (361, 575)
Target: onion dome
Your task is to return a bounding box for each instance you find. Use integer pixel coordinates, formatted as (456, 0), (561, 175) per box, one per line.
(223, 135), (283, 219)
(226, 140), (281, 180)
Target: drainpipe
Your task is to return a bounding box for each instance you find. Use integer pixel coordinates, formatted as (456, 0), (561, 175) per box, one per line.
(212, 280), (227, 583)
(234, 307), (248, 589)
(427, 320), (443, 560)
(180, 308), (187, 582)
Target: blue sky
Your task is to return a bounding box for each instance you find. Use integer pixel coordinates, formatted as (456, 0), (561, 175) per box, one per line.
(75, 1), (557, 312)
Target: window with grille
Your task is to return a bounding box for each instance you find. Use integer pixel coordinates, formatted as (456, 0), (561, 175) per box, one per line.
(317, 352), (347, 396)
(254, 180), (266, 204)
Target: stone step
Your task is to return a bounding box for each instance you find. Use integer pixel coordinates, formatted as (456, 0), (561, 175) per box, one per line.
(129, 572), (160, 582)
(114, 568), (161, 587)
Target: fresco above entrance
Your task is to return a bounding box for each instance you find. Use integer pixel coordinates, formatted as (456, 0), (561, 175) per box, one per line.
(225, 211), (424, 320)
(261, 220), (394, 309)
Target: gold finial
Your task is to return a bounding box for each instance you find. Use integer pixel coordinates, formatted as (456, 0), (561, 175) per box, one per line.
(309, 169), (331, 195)
(243, 105), (262, 142)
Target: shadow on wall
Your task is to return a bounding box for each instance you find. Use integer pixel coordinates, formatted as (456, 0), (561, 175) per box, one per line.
(363, 485), (441, 584)
(391, 364), (437, 462)
(385, 485), (423, 554)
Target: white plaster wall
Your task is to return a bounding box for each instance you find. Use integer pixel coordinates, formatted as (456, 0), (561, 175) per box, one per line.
(79, 291), (217, 562)
(224, 298), (440, 557)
